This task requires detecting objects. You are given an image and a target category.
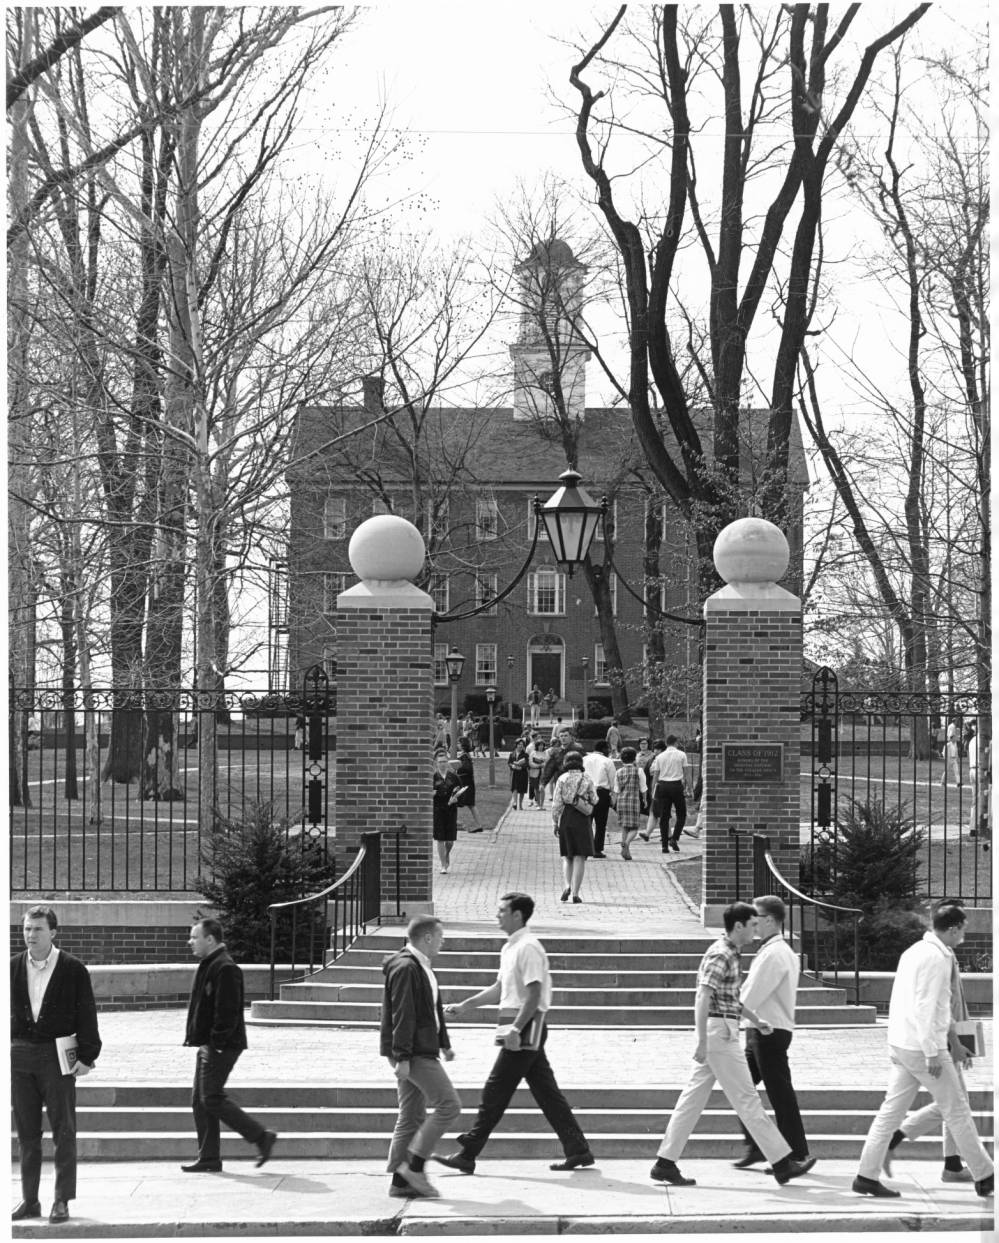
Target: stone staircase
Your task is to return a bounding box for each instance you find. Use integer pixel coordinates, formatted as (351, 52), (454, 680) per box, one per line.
(23, 1083), (994, 1163)
(248, 933), (878, 1029)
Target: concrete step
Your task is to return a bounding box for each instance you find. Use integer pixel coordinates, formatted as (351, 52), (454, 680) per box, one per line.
(67, 1105), (994, 1139)
(287, 966), (840, 992)
(68, 1084), (995, 1111)
(14, 1129), (994, 1163)
(248, 1000), (877, 1026)
(351, 935), (718, 954)
(336, 949), (715, 971)
(280, 983), (853, 1009)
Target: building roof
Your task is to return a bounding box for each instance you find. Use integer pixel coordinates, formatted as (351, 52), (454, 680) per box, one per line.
(288, 404), (809, 491)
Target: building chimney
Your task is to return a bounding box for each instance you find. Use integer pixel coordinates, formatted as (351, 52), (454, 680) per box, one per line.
(362, 375), (385, 413)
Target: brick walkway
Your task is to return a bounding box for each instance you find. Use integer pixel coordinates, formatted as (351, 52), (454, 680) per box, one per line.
(431, 803), (706, 933)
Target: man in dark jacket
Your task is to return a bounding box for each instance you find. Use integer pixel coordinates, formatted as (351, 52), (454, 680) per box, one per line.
(181, 918), (276, 1172)
(11, 904), (101, 1223)
(380, 916), (461, 1199)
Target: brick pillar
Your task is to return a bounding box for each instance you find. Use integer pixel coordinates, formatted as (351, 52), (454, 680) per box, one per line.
(701, 518), (802, 927)
(336, 515), (434, 919)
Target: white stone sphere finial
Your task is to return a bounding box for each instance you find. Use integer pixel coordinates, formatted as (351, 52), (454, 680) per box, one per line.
(713, 517), (789, 586)
(349, 515), (426, 584)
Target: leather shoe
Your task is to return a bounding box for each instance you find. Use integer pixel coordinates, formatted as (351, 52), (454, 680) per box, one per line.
(975, 1174), (994, 1197)
(560, 888), (571, 902)
(49, 1200), (70, 1223)
(433, 1151), (476, 1174)
(388, 1183), (417, 1198)
(941, 1166), (974, 1182)
(772, 1155), (816, 1185)
(550, 1151), (595, 1171)
(852, 1175), (901, 1198)
(733, 1146), (766, 1168)
(593, 852), (606, 859)
(650, 1158), (696, 1186)
(181, 1159), (223, 1172)
(11, 1200), (41, 1221)
(255, 1129), (278, 1167)
(398, 1161), (440, 1198)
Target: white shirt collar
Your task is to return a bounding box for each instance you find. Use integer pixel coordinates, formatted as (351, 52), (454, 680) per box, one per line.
(408, 944), (432, 969)
(27, 945), (58, 970)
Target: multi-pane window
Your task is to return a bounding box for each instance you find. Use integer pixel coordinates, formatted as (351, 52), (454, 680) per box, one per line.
(429, 573), (449, 613)
(526, 500), (552, 543)
(433, 643), (449, 686)
(426, 497), (450, 543)
(476, 495), (499, 541)
(324, 496), (347, 539)
(475, 573), (498, 614)
(641, 644), (652, 687)
(323, 572), (348, 612)
(372, 496), (392, 515)
(591, 498), (615, 542)
(645, 579), (667, 617)
(594, 643), (608, 684)
(322, 640), (337, 679)
(527, 568), (565, 615)
(475, 643), (497, 685)
(593, 577), (617, 617)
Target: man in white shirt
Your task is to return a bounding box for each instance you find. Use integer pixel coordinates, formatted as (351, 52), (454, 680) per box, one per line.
(435, 892), (594, 1174)
(583, 740), (617, 858)
(648, 735), (691, 853)
(732, 895), (810, 1168)
(853, 903), (993, 1199)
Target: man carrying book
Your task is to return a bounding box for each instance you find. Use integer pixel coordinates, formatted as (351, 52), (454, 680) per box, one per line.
(11, 904), (102, 1223)
(435, 891), (594, 1174)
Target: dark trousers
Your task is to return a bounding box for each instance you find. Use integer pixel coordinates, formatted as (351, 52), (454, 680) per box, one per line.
(192, 1046), (265, 1161)
(12, 1041), (77, 1203)
(592, 788), (612, 853)
(655, 780), (686, 847)
(740, 1027), (809, 1160)
(456, 1024), (588, 1159)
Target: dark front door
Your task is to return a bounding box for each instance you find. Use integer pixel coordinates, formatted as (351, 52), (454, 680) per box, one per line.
(530, 652), (562, 701)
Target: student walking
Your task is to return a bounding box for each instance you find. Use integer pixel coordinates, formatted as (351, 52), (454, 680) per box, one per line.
(380, 917), (462, 1200)
(649, 903), (816, 1188)
(433, 750), (462, 874)
(613, 747), (646, 859)
(648, 735), (692, 852)
(435, 893), (594, 1175)
(551, 752), (597, 903)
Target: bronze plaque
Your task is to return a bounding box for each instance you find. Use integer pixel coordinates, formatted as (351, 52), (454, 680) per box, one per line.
(722, 743), (784, 783)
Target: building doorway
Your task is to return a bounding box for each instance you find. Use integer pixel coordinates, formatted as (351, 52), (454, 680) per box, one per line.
(528, 635), (564, 702)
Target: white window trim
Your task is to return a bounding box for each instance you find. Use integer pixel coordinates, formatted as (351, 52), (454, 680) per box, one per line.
(475, 642), (498, 685)
(475, 573), (498, 615)
(476, 495), (499, 541)
(527, 567), (566, 616)
(433, 643), (449, 686)
(324, 495), (347, 540)
(323, 572), (347, 613)
(593, 642), (608, 685)
(429, 573), (450, 614)
(594, 576), (617, 617)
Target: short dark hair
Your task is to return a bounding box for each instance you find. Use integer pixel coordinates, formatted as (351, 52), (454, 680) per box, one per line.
(407, 915), (442, 942)
(932, 902), (967, 932)
(639, 738), (649, 747)
(653, 739), (666, 751)
(754, 894), (786, 923)
(458, 737), (472, 753)
(501, 891), (534, 923)
(593, 740), (608, 754)
(195, 916), (224, 943)
(25, 904), (57, 930)
(666, 734), (678, 747)
(723, 901), (757, 933)
(620, 746), (637, 763)
(562, 750), (584, 769)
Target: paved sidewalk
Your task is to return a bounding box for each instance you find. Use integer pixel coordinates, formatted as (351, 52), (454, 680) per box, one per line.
(10, 1158), (994, 1237)
(431, 802), (705, 931)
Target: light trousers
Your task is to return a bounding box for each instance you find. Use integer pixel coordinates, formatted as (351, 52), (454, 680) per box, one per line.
(658, 1018), (791, 1164)
(858, 1047), (993, 1182)
(386, 1055), (462, 1172)
(900, 1060), (972, 1158)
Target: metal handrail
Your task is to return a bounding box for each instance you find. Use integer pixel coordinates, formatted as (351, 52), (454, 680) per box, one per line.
(753, 833), (864, 1005)
(267, 832), (380, 1000)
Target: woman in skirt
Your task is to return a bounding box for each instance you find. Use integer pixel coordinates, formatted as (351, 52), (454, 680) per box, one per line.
(432, 749), (461, 874)
(550, 751), (597, 903)
(613, 746), (646, 859)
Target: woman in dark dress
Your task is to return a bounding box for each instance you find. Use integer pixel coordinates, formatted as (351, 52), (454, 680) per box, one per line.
(432, 749), (461, 874)
(551, 750), (597, 903)
(454, 736), (484, 832)
(507, 739), (529, 810)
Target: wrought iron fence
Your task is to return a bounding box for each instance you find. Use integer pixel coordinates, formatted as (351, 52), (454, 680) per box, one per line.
(267, 831), (382, 999)
(802, 669), (991, 904)
(9, 669), (335, 894)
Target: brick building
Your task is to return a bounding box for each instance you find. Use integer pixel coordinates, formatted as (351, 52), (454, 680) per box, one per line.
(281, 241), (808, 719)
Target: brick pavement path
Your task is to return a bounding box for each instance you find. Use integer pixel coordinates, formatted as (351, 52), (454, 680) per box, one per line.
(432, 804), (706, 933)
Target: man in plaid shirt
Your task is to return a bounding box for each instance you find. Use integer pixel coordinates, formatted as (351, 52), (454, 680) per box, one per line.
(649, 902), (817, 1188)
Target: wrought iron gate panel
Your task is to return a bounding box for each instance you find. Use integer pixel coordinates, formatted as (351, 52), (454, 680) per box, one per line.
(802, 669), (991, 905)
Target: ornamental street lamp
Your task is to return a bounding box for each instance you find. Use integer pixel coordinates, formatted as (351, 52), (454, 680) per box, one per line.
(486, 684), (497, 787)
(539, 469), (604, 578)
(445, 647), (465, 759)
(581, 654), (589, 722)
